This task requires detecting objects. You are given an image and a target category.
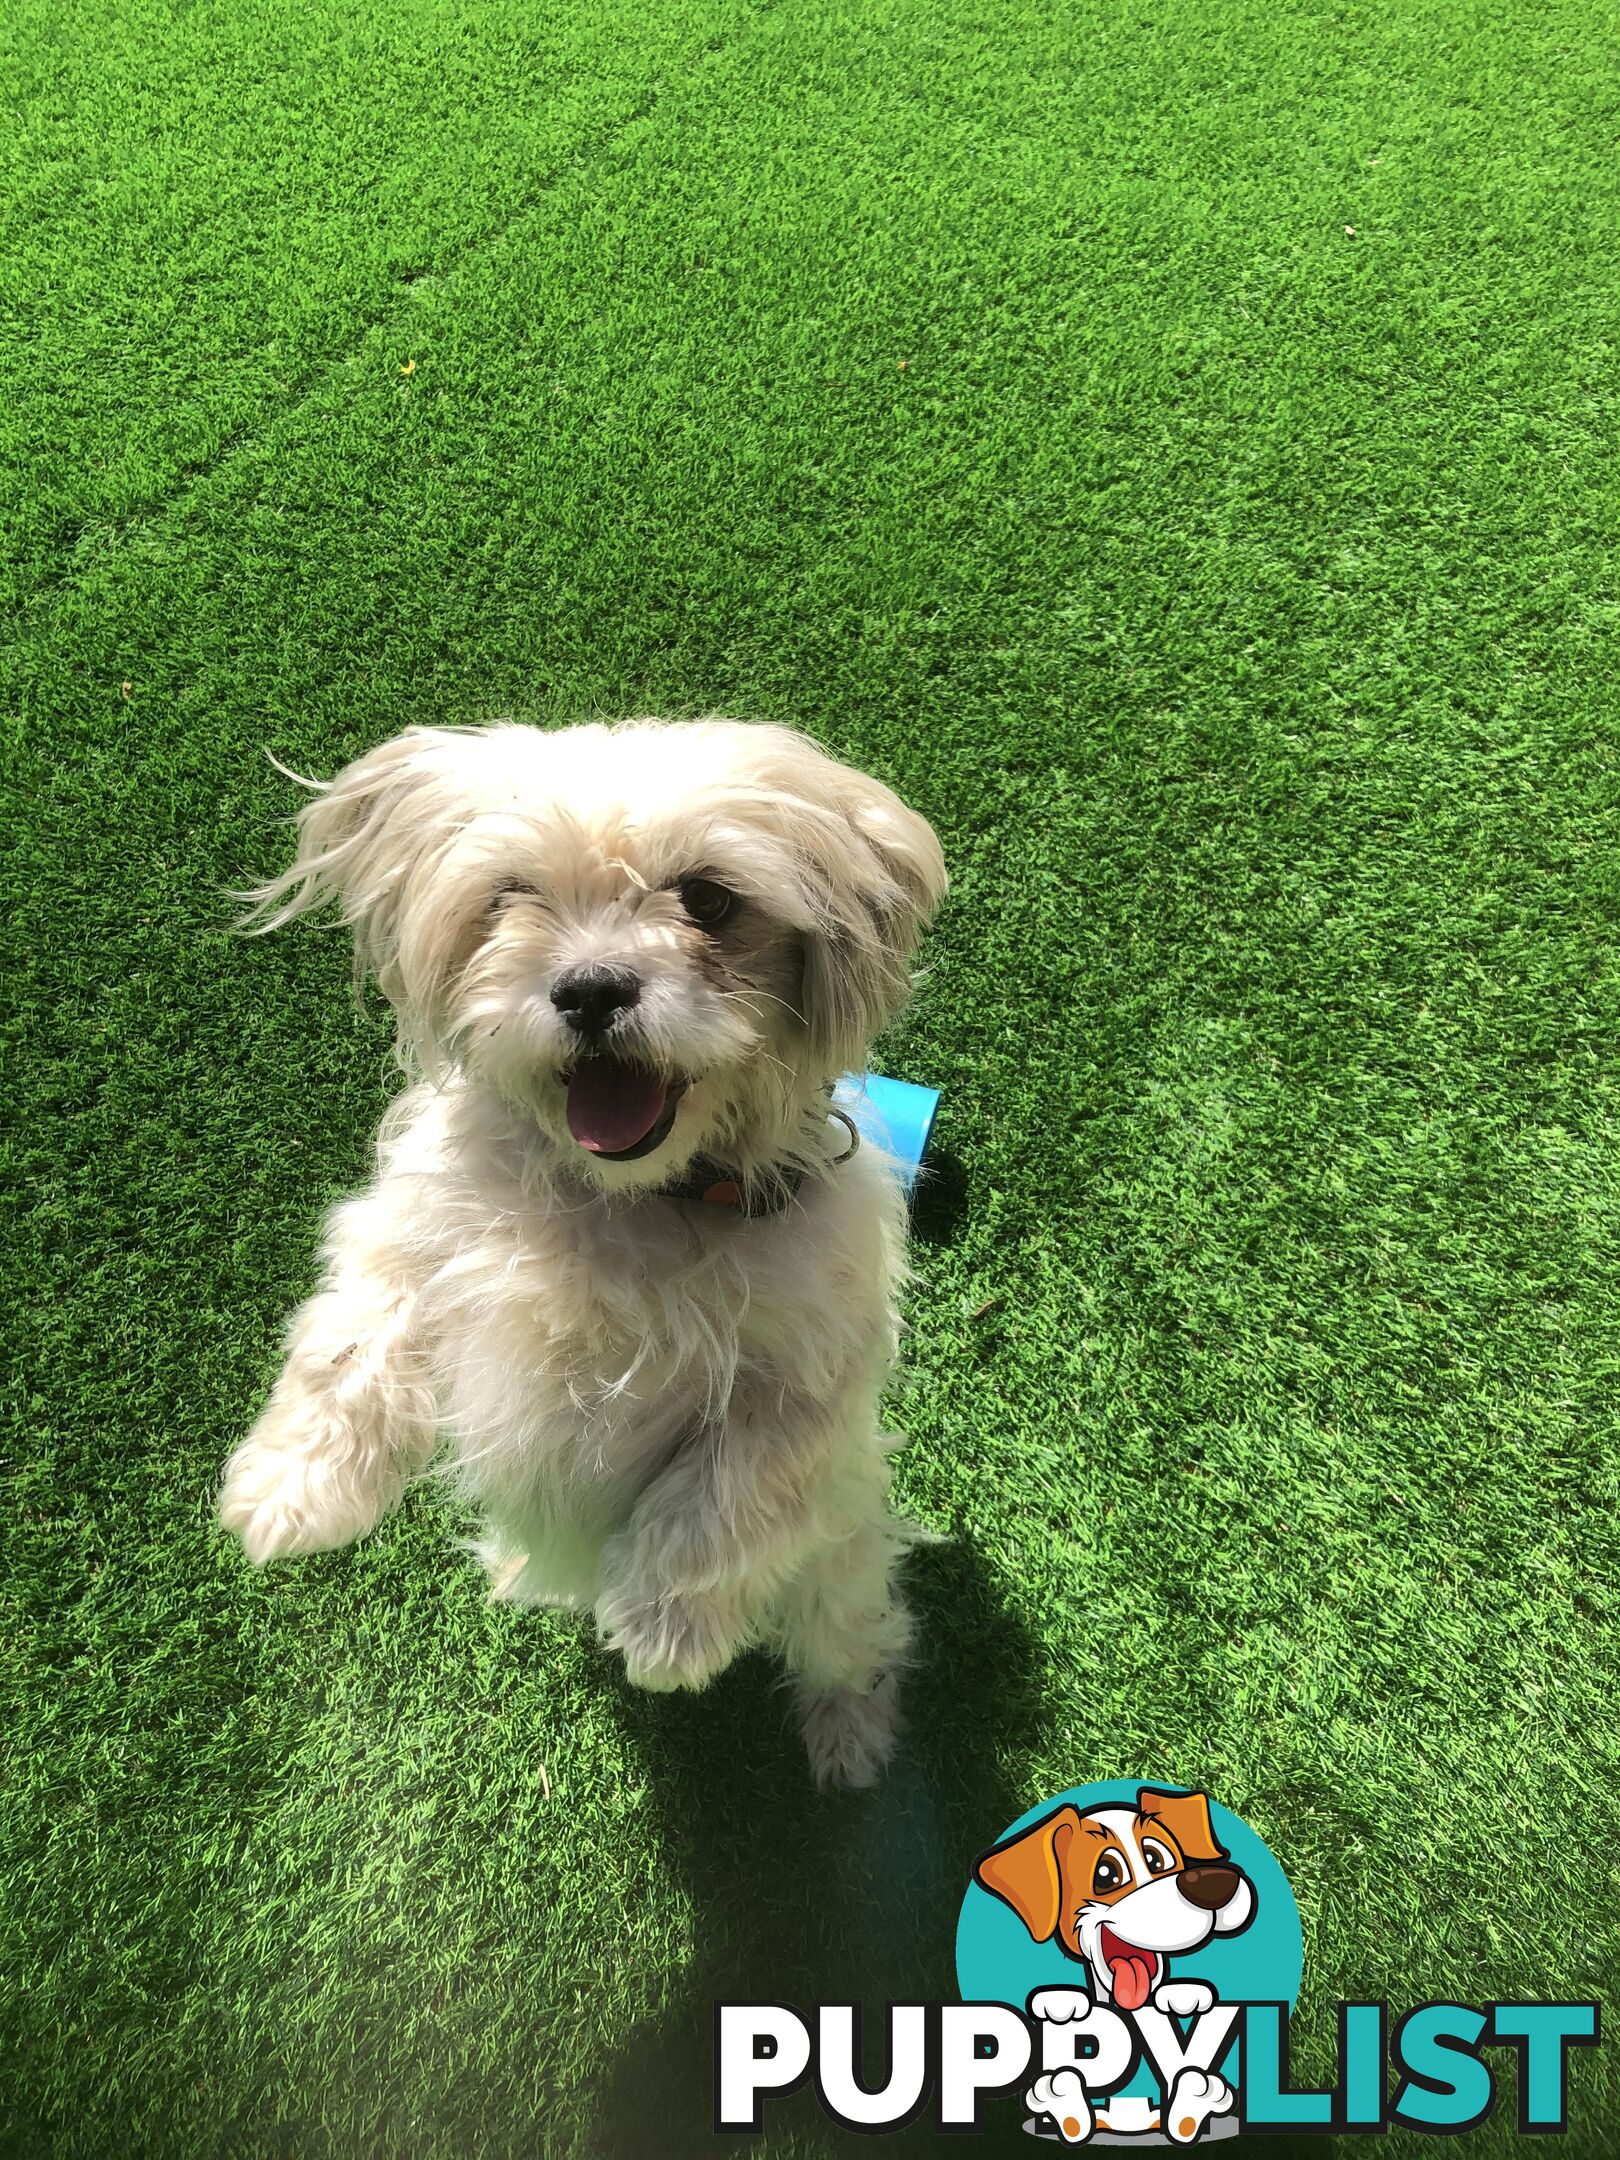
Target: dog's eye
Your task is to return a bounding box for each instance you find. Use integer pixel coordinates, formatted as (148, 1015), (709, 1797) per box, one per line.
(491, 879), (539, 908)
(1092, 1853), (1126, 1896)
(1141, 1839), (1176, 1876)
(678, 877), (736, 930)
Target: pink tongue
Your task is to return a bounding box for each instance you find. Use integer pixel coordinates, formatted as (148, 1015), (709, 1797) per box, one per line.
(565, 1059), (669, 1154)
(1110, 1951), (1156, 2012)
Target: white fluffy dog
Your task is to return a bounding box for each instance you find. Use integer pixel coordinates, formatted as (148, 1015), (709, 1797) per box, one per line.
(218, 718), (947, 1787)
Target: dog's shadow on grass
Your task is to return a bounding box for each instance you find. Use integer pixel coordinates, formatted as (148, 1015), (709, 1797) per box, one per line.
(582, 1537), (1042, 2158)
(910, 1145), (970, 1248)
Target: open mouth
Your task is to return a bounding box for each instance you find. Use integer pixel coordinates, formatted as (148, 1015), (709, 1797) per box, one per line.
(1098, 1925), (1161, 2012)
(564, 1056), (685, 1161)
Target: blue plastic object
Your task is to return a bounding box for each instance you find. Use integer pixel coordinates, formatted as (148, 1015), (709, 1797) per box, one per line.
(832, 1072), (941, 1197)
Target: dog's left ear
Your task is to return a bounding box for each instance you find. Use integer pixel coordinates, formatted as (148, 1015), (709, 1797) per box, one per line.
(1136, 1787), (1228, 1866)
(796, 761), (948, 1077)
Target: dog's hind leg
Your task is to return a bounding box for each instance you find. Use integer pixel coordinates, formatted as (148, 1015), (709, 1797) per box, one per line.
(219, 1189), (437, 1563)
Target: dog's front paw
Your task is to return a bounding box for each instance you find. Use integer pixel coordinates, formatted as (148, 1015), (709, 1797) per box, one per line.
(1029, 1989), (1093, 2025)
(608, 1482), (733, 1599)
(596, 1582), (746, 1693)
(1152, 1979), (1215, 2018)
(218, 1408), (388, 1564)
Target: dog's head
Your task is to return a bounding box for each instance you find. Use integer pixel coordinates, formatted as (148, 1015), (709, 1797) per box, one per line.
(973, 1788), (1254, 2010)
(244, 719), (946, 1191)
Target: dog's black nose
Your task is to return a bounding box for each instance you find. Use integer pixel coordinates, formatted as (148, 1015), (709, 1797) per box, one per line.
(1178, 1865), (1241, 1911)
(550, 965), (641, 1035)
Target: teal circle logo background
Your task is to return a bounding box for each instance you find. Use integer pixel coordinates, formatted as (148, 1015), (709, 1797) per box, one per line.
(956, 1781), (1303, 2021)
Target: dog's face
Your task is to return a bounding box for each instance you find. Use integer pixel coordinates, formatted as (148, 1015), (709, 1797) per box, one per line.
(973, 1789), (1254, 2009)
(249, 720), (946, 1190)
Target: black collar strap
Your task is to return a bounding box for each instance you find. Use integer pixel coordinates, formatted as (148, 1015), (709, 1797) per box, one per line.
(657, 1107), (860, 1217)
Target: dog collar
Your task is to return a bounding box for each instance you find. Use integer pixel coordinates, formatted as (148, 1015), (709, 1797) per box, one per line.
(657, 1107), (860, 1216)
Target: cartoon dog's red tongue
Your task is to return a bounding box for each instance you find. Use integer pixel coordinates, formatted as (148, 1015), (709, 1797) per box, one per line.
(1100, 1927), (1159, 2011)
(565, 1058), (669, 1154)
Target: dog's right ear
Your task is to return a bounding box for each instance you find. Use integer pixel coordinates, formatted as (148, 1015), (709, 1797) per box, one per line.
(972, 1806), (1083, 1945)
(236, 727), (467, 1011)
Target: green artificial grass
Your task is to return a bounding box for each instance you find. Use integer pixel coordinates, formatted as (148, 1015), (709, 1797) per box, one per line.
(5, 0), (1620, 2150)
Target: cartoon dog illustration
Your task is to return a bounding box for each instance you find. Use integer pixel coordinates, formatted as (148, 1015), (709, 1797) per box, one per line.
(973, 1787), (1253, 2011)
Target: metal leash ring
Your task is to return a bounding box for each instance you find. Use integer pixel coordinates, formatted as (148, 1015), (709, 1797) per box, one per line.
(827, 1107), (862, 1166)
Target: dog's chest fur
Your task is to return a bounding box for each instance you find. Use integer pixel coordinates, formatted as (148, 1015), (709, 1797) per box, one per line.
(381, 1082), (902, 1564)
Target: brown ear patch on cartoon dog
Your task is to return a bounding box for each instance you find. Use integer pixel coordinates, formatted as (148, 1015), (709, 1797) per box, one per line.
(972, 1805), (1083, 1944)
(1136, 1787), (1227, 1866)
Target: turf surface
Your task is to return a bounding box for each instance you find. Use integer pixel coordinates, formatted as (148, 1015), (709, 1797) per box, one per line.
(5, 0), (1620, 2151)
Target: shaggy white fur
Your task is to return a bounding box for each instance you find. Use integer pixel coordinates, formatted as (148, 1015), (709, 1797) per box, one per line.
(218, 717), (947, 1787)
